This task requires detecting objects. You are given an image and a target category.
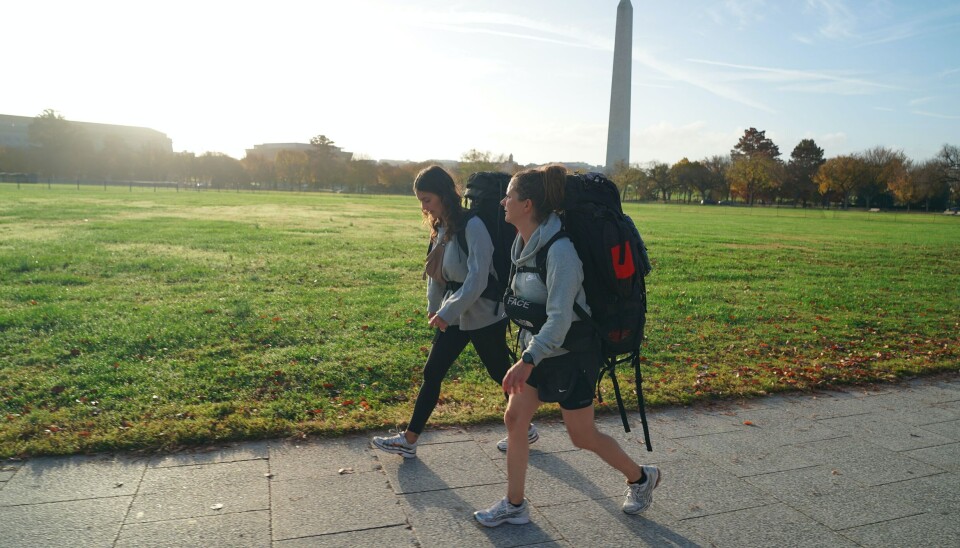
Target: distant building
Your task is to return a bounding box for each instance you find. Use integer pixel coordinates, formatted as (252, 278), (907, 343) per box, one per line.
(246, 142), (353, 162)
(0, 114), (172, 152)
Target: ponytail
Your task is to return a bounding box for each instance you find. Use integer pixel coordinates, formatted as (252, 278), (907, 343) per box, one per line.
(512, 164), (568, 223)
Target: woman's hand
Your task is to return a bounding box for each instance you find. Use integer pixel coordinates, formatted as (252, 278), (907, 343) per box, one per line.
(502, 360), (534, 395)
(428, 314), (449, 332)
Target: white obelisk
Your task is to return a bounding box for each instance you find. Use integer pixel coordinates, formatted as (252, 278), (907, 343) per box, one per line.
(605, 0), (633, 172)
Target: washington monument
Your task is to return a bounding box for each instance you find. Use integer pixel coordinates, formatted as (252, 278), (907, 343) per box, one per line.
(605, 0), (633, 172)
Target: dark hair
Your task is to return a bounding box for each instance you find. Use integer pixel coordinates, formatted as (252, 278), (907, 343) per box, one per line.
(413, 165), (465, 238)
(510, 164), (567, 223)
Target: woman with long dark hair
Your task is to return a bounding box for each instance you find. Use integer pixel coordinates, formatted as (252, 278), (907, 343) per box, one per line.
(372, 165), (537, 457)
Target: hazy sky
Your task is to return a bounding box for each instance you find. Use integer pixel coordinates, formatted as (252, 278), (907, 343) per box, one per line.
(6, 0), (959, 166)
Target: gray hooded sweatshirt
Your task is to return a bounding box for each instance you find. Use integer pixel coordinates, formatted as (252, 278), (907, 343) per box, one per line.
(510, 212), (591, 365)
(427, 216), (507, 330)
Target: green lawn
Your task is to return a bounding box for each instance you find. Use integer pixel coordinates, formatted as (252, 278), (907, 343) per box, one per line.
(1, 184), (958, 456)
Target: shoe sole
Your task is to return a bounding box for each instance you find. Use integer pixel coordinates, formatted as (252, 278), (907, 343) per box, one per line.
(474, 515), (530, 527)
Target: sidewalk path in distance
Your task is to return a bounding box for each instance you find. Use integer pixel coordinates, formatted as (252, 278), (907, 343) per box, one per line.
(2, 373), (958, 547)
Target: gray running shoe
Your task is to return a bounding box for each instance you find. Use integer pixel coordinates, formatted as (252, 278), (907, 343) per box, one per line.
(474, 497), (530, 527)
(371, 432), (417, 458)
(623, 465), (661, 514)
(496, 423), (539, 451)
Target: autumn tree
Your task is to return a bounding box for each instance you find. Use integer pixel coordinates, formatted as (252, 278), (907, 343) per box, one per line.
(858, 146), (906, 210)
(29, 109), (88, 179)
(727, 155), (783, 205)
(731, 127), (781, 161)
(889, 159), (942, 211)
(308, 134), (347, 190)
(610, 163), (648, 201)
(937, 144), (960, 205)
(701, 155), (731, 201)
(345, 155), (377, 194)
(459, 149), (508, 183)
(646, 162), (673, 202)
(815, 155), (867, 208)
(670, 158), (712, 203)
(197, 152), (248, 188)
(275, 150), (310, 188)
(241, 152), (275, 187)
(785, 139), (825, 207)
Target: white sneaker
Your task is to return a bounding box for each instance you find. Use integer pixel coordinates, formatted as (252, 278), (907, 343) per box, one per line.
(474, 497), (530, 527)
(371, 432), (417, 458)
(496, 423), (539, 451)
(623, 465), (661, 514)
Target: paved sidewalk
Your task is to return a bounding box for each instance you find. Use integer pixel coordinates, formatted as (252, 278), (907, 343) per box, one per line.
(2, 374), (958, 547)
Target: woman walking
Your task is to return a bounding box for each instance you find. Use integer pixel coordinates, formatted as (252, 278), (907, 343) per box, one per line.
(372, 165), (537, 458)
(474, 165), (660, 526)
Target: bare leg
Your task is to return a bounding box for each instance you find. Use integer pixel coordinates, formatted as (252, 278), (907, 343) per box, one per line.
(505, 386), (541, 504)
(561, 405), (642, 483)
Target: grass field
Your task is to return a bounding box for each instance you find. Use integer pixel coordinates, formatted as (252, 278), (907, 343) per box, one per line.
(2, 184), (958, 457)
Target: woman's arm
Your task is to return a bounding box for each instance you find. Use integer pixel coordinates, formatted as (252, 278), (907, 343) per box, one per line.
(523, 239), (583, 364)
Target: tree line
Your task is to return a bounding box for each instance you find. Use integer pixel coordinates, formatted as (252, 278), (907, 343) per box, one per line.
(610, 128), (959, 211)
(2, 111), (957, 210)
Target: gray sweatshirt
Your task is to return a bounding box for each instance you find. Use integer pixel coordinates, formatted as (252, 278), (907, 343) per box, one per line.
(427, 215), (507, 330)
(510, 212), (591, 365)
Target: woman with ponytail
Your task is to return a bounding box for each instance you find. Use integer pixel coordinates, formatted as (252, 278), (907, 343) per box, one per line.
(372, 165), (538, 458)
(474, 165), (660, 527)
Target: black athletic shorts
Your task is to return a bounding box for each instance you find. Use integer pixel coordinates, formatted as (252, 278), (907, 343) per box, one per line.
(526, 347), (600, 410)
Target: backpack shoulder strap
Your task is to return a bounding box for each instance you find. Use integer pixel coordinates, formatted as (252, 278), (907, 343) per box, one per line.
(516, 231), (566, 283)
(455, 211), (476, 255)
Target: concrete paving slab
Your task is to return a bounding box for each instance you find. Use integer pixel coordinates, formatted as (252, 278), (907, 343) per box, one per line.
(148, 440), (270, 468)
(0, 495), (131, 548)
(674, 431), (829, 477)
(0, 470), (15, 482)
(0, 454), (145, 506)
(377, 439), (506, 494)
(270, 470), (405, 541)
(539, 495), (710, 547)
(855, 392), (960, 425)
(818, 413), (955, 452)
(650, 457), (772, 520)
(127, 459), (269, 523)
(838, 512), (960, 548)
(684, 502), (859, 548)
(116, 509), (271, 547)
(269, 436), (379, 481)
(902, 442), (960, 472)
(790, 484), (925, 530)
(869, 472), (960, 513)
(399, 482), (561, 548)
(274, 524), (419, 547)
(647, 406), (741, 439)
(916, 419), (960, 441)
(742, 464), (867, 505)
(804, 435), (946, 486)
(776, 390), (878, 420)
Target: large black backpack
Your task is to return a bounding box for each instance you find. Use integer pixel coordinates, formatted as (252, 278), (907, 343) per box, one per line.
(428, 172), (516, 313)
(517, 172), (653, 449)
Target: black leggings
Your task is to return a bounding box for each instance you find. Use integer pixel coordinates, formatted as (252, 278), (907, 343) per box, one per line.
(407, 318), (511, 435)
